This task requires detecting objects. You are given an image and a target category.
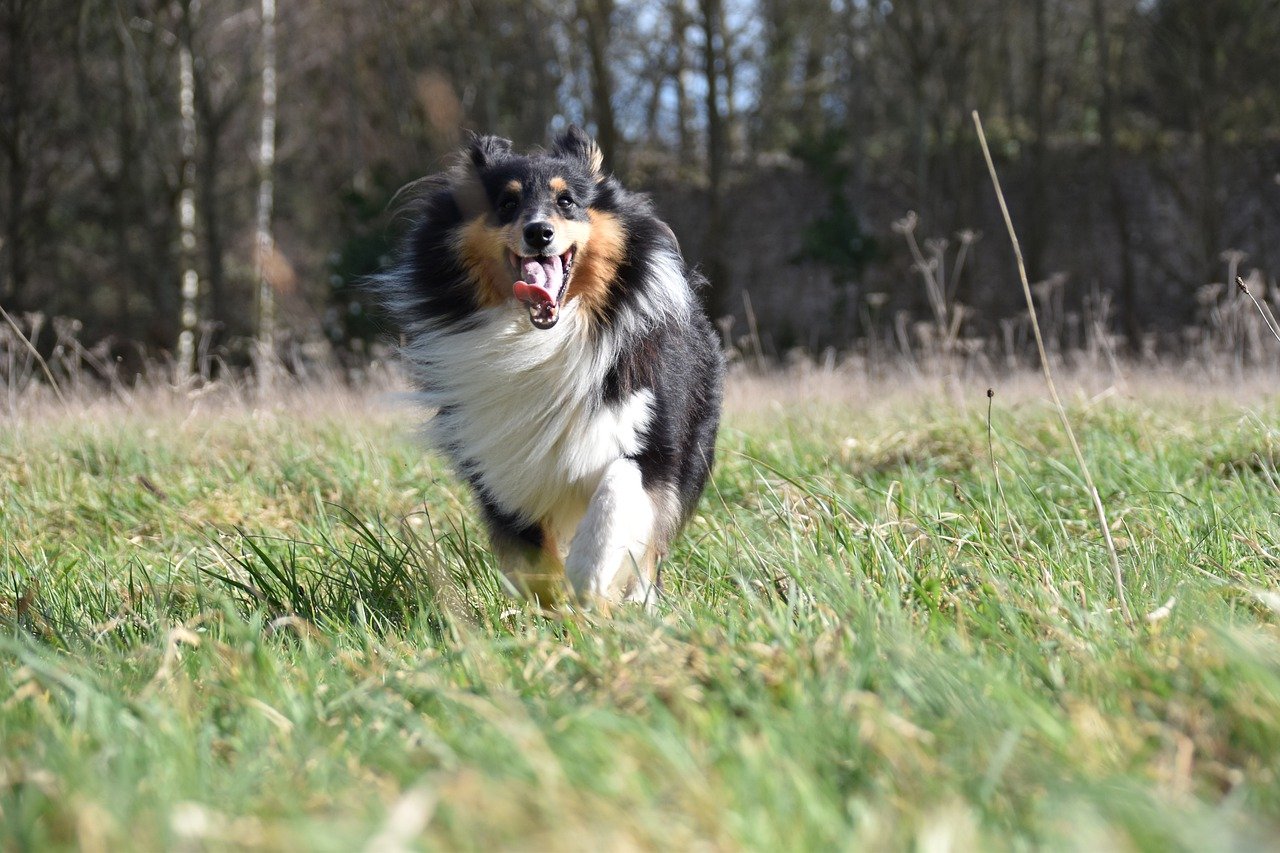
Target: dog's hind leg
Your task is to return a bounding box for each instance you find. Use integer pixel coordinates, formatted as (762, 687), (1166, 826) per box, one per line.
(565, 458), (661, 606)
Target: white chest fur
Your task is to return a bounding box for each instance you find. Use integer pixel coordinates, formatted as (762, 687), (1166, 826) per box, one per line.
(404, 303), (653, 531)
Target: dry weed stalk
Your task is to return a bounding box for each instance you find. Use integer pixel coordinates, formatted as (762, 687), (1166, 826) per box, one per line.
(1236, 276), (1280, 346)
(972, 110), (1132, 624)
(0, 303), (66, 405)
(892, 212), (978, 355)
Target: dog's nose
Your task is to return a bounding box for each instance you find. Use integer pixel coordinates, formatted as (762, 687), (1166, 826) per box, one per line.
(523, 221), (555, 250)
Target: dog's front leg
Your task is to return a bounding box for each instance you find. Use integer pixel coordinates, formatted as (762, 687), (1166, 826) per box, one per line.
(565, 458), (658, 606)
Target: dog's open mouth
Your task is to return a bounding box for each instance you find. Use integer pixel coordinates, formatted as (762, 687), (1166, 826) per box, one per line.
(512, 249), (574, 330)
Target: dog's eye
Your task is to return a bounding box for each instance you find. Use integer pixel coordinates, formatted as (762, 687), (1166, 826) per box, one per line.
(557, 194), (575, 210)
(498, 195), (519, 214)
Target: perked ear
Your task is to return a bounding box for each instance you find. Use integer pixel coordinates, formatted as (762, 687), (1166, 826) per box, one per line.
(466, 132), (513, 170)
(552, 125), (605, 179)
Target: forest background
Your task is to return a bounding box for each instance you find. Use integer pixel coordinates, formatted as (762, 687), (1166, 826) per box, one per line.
(3, 0), (1279, 372)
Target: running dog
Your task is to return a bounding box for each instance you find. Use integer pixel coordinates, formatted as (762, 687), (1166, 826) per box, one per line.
(373, 126), (723, 607)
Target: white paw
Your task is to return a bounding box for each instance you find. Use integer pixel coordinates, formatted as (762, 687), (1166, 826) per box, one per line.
(623, 577), (658, 609)
(565, 551), (653, 606)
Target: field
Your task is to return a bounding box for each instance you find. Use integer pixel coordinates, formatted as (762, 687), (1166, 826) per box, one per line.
(3, 366), (1280, 850)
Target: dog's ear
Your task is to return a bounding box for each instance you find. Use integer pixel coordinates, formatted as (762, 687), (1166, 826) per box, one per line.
(552, 125), (605, 180)
(466, 133), (513, 171)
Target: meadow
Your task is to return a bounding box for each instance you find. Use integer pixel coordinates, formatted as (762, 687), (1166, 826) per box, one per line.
(3, 364), (1280, 850)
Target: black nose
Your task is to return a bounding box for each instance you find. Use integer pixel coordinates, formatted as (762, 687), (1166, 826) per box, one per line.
(523, 221), (555, 250)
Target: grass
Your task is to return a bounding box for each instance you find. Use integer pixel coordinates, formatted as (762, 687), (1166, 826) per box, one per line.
(3, 367), (1280, 850)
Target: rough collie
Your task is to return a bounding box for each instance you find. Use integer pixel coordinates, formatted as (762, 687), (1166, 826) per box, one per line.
(373, 127), (723, 608)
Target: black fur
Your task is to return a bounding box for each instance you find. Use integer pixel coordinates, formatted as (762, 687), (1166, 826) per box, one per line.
(397, 191), (478, 328)
(371, 127), (724, 599)
(604, 309), (723, 522)
(470, 474), (546, 552)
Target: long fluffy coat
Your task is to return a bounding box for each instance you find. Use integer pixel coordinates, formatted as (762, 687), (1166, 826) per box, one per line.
(372, 127), (723, 605)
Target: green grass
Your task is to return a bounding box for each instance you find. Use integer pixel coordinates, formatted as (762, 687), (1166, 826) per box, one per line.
(3, 373), (1280, 850)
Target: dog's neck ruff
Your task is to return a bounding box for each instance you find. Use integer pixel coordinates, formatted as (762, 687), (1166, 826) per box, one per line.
(402, 301), (639, 525)
(399, 241), (691, 525)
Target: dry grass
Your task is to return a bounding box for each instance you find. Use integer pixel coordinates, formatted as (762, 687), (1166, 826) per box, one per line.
(3, 363), (1280, 849)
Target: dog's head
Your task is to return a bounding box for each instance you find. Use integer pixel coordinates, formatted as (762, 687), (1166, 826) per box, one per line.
(452, 126), (625, 330)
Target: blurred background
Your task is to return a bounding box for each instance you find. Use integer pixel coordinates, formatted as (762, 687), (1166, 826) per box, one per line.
(3, 0), (1280, 377)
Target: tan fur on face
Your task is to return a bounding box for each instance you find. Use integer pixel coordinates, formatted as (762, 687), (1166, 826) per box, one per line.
(452, 207), (625, 318)
(565, 210), (626, 321)
(454, 218), (515, 309)
(450, 177), (521, 305)
(549, 177), (568, 194)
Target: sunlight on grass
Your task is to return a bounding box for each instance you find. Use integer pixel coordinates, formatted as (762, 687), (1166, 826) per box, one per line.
(2, 370), (1279, 850)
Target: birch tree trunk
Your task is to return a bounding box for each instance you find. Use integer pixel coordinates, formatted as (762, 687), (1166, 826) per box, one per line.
(254, 0), (277, 380)
(176, 0), (199, 379)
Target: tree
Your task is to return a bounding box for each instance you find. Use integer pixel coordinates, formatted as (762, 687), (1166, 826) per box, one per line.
(1144, 0), (1280, 290)
(176, 0), (199, 376)
(697, 0), (731, 322)
(578, 0), (621, 171)
(189, 0), (254, 343)
(1, 0), (73, 315)
(70, 2), (183, 348)
(254, 0), (277, 368)
(1092, 0), (1139, 347)
(0, 0), (36, 311)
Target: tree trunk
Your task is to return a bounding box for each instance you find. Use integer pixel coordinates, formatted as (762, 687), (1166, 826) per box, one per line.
(1192, 10), (1223, 291)
(1, 0), (33, 311)
(189, 10), (231, 345)
(580, 0), (620, 173)
(1092, 0), (1138, 349)
(669, 0), (693, 162)
(798, 27), (824, 143)
(842, 3), (867, 181)
(1026, 0), (1050, 282)
(176, 0), (199, 377)
(755, 0), (792, 152)
(254, 0), (278, 373)
(698, 0), (731, 324)
(196, 114), (227, 340)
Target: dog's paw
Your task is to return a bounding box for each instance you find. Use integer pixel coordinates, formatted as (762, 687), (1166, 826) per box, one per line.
(622, 577), (658, 610)
(566, 564), (657, 613)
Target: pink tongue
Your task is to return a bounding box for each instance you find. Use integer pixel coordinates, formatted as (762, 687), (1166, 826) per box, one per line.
(513, 256), (562, 307)
(513, 280), (553, 306)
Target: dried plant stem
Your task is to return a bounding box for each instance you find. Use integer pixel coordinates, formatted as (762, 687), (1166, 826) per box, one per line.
(1236, 276), (1280, 345)
(0, 303), (67, 405)
(972, 110), (1132, 623)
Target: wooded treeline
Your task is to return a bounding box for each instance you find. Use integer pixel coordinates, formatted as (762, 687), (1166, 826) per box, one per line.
(3, 0), (1280, 365)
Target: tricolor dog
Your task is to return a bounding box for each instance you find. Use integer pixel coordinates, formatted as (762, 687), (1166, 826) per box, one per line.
(374, 127), (723, 607)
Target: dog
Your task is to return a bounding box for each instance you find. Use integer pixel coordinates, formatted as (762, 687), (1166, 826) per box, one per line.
(373, 126), (724, 607)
